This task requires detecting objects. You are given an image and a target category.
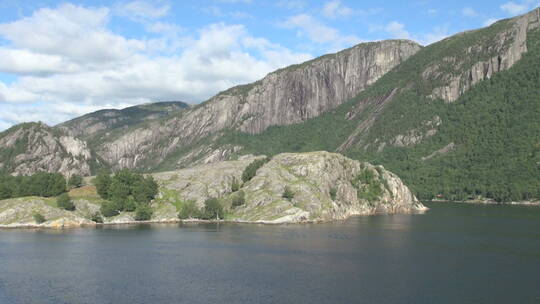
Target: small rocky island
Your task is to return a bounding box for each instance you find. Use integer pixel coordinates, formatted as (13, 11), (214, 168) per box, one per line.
(0, 152), (426, 228)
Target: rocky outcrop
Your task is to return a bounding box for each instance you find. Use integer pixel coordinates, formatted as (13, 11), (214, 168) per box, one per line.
(426, 8), (540, 102)
(0, 123), (92, 176)
(154, 152), (426, 223)
(96, 40), (422, 170)
(0, 152), (425, 227)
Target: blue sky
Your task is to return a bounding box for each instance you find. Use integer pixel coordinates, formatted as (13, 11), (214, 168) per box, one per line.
(0, 0), (538, 130)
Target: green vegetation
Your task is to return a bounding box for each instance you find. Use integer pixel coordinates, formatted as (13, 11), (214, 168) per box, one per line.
(134, 204), (153, 221)
(242, 157), (269, 183)
(329, 187), (337, 200)
(215, 25), (540, 203)
(352, 170), (383, 203)
(68, 174), (83, 188)
(201, 198), (224, 220)
(178, 200), (200, 219)
(282, 186), (295, 200)
(0, 172), (66, 199)
(94, 169), (158, 217)
(91, 212), (104, 223)
(231, 178), (241, 192)
(231, 190), (245, 207)
(33, 212), (46, 224)
(56, 193), (75, 211)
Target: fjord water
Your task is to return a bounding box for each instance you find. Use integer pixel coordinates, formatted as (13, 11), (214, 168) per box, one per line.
(1, 203), (539, 304)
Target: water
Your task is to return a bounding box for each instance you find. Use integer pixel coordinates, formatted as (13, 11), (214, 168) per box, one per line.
(1, 202), (539, 304)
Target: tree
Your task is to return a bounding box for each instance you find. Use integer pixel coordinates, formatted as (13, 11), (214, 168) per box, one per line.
(178, 200), (200, 219)
(202, 198), (224, 220)
(33, 212), (46, 224)
(0, 183), (12, 200)
(231, 190), (245, 207)
(68, 174), (83, 188)
(282, 186), (294, 200)
(231, 178), (241, 192)
(57, 193), (75, 211)
(242, 158), (269, 183)
(132, 176), (158, 203)
(94, 171), (112, 199)
(101, 201), (119, 217)
(134, 204), (153, 221)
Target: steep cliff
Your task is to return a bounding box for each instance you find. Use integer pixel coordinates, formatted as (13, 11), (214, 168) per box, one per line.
(0, 122), (93, 176)
(95, 40), (421, 170)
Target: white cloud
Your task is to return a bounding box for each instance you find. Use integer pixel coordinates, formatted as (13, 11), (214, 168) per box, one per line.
(0, 3), (144, 64)
(462, 7), (479, 17)
(500, 0), (539, 16)
(281, 14), (361, 50)
(116, 1), (170, 20)
(385, 21), (411, 39)
(500, 1), (529, 15)
(0, 4), (312, 129)
(322, 0), (353, 18)
(276, 1), (306, 10)
(380, 21), (450, 46)
(483, 18), (499, 26)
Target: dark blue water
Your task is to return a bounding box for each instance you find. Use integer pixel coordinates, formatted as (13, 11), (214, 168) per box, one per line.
(1, 202), (540, 304)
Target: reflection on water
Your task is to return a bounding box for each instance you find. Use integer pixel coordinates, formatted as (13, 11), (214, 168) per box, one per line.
(1, 202), (540, 304)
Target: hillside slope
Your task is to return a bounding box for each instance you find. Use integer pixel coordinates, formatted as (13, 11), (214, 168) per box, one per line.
(221, 8), (540, 202)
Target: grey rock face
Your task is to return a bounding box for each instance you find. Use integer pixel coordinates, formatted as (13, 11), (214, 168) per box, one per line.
(154, 152), (426, 223)
(98, 40), (422, 169)
(426, 8), (539, 102)
(0, 123), (92, 176)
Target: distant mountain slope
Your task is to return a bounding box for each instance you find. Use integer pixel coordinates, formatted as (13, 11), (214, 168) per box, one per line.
(93, 39), (421, 170)
(58, 101), (189, 140)
(0, 122), (94, 176)
(221, 8), (540, 202)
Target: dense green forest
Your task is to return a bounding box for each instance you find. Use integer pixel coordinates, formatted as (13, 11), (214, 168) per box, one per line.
(94, 169), (158, 220)
(218, 26), (540, 202)
(0, 172), (67, 199)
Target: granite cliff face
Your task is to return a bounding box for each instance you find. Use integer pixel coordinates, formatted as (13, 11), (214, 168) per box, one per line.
(0, 123), (92, 176)
(425, 8), (539, 102)
(96, 40), (421, 170)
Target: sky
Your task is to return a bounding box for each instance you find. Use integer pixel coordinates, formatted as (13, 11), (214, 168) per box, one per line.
(0, 0), (538, 130)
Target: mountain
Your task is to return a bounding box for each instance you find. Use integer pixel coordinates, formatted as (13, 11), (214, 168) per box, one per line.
(58, 101), (189, 140)
(95, 39), (421, 169)
(220, 8), (540, 202)
(0, 8), (539, 203)
(0, 122), (94, 176)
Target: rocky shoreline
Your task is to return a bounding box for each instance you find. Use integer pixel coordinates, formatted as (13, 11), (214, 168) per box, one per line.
(429, 199), (540, 206)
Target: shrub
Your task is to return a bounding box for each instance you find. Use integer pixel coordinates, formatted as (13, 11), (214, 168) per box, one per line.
(231, 178), (241, 192)
(232, 190), (246, 207)
(242, 158), (269, 183)
(91, 212), (104, 223)
(68, 174), (83, 188)
(101, 201), (119, 217)
(202, 198), (224, 220)
(123, 197), (137, 212)
(57, 193), (75, 211)
(282, 186), (294, 200)
(330, 187), (337, 200)
(134, 204), (153, 221)
(94, 171), (112, 199)
(33, 212), (46, 224)
(178, 200), (200, 219)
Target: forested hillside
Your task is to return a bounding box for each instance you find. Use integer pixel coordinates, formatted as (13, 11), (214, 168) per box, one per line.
(218, 14), (540, 202)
